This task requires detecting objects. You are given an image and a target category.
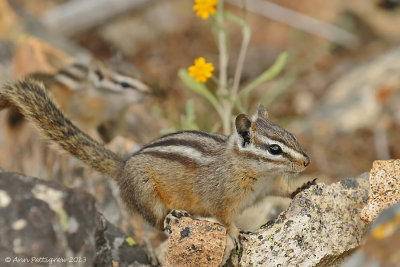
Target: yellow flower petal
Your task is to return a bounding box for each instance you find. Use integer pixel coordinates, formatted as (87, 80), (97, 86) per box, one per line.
(188, 57), (215, 83)
(193, 0), (218, 20)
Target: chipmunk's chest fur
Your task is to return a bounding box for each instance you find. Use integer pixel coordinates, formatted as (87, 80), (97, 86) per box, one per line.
(228, 161), (279, 213)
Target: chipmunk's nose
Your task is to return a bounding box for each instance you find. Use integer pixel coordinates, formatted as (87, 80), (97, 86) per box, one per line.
(303, 156), (310, 167)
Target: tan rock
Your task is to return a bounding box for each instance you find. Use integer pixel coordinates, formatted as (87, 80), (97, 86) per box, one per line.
(361, 159), (400, 223)
(165, 217), (227, 267)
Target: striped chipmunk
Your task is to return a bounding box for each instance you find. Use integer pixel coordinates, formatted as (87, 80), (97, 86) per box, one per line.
(6, 59), (151, 142)
(0, 79), (310, 249)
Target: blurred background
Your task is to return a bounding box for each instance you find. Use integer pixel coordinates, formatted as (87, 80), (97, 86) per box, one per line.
(0, 0), (399, 257)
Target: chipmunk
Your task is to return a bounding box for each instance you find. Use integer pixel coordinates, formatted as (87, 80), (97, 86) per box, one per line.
(0, 79), (310, 249)
(7, 59), (151, 142)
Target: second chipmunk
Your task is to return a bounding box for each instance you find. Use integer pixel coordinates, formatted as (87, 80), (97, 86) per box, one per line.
(7, 59), (151, 142)
(0, 80), (310, 247)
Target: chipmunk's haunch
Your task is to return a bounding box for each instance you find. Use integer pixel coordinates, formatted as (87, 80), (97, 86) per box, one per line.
(0, 79), (310, 246)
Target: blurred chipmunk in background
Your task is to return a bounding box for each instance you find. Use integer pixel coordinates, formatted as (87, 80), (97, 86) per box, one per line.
(0, 57), (153, 187)
(7, 59), (152, 143)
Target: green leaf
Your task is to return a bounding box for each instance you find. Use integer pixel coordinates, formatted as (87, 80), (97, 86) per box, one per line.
(181, 100), (200, 131)
(185, 99), (196, 122)
(178, 69), (225, 120)
(237, 52), (288, 111)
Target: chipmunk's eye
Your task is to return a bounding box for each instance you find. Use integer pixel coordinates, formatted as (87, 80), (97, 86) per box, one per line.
(268, 144), (283, 155)
(119, 82), (132, 89)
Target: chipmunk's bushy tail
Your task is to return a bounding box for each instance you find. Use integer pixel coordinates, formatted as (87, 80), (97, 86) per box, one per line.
(0, 79), (123, 179)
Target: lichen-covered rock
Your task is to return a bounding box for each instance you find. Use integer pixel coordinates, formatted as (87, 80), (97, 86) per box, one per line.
(342, 201), (400, 267)
(0, 170), (149, 267)
(165, 217), (227, 267)
(96, 214), (150, 266)
(232, 175), (369, 266)
(161, 175), (370, 266)
(361, 159), (400, 223)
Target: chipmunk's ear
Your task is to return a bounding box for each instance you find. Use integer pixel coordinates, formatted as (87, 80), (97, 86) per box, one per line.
(252, 104), (269, 121)
(88, 59), (109, 85)
(235, 114), (252, 147)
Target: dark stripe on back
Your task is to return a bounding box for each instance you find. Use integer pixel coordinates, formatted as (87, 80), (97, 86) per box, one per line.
(142, 151), (198, 168)
(160, 130), (227, 144)
(142, 138), (208, 154)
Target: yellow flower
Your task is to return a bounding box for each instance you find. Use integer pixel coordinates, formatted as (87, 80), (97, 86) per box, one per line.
(188, 57), (215, 83)
(193, 0), (217, 20)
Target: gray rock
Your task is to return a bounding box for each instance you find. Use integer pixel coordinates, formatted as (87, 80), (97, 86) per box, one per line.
(231, 176), (369, 266)
(0, 170), (149, 267)
(306, 47), (400, 134)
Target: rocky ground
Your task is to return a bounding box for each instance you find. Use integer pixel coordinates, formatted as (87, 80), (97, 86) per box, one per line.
(1, 159), (399, 266)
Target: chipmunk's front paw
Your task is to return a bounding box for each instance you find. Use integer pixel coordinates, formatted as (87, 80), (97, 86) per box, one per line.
(163, 209), (192, 235)
(228, 226), (241, 253)
(290, 178), (317, 199)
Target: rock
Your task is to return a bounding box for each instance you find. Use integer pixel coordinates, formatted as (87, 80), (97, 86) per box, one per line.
(232, 176), (369, 266)
(12, 36), (72, 77)
(165, 216), (227, 267)
(361, 159), (400, 223)
(0, 170), (149, 267)
(162, 175), (369, 266)
(99, 1), (189, 56)
(342, 201), (400, 267)
(343, 0), (400, 42)
(0, 117), (129, 230)
(97, 216), (150, 266)
(304, 47), (400, 135)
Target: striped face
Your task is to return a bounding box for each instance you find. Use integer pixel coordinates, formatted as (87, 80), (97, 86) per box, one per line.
(54, 60), (151, 102)
(234, 105), (310, 174)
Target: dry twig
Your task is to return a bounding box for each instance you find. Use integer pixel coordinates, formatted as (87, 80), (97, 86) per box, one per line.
(226, 0), (359, 48)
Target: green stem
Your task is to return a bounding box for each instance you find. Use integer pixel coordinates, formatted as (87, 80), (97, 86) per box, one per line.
(225, 10), (251, 113)
(237, 52), (288, 111)
(216, 0), (231, 135)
